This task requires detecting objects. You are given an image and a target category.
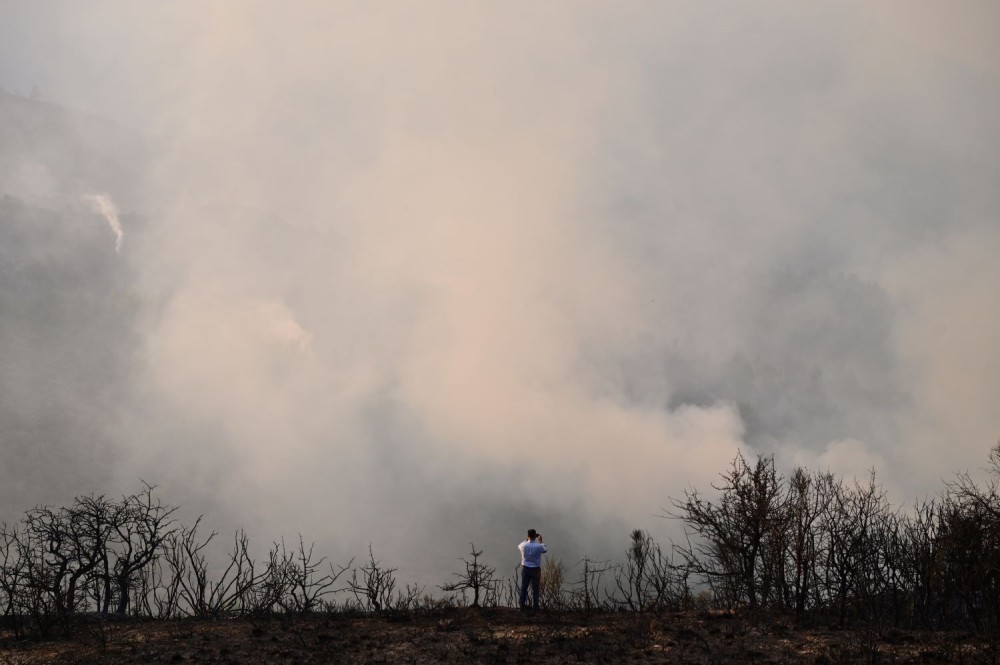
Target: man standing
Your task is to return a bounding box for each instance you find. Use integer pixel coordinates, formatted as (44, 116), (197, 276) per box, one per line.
(518, 529), (547, 610)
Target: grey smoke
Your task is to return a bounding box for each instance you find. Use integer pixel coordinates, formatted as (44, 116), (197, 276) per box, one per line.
(0, 1), (998, 580)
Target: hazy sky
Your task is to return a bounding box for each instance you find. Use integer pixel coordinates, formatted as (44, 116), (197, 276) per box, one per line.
(1, 1), (998, 579)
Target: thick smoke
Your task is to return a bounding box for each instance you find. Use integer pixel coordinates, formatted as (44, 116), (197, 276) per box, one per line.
(1, 1), (998, 578)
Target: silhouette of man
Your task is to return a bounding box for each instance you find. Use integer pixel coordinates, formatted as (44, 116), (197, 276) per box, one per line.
(518, 528), (547, 610)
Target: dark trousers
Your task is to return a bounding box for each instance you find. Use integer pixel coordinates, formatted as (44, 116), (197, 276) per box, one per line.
(519, 565), (541, 609)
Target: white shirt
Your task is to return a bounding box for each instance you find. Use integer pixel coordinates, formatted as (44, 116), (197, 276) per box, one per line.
(518, 539), (547, 568)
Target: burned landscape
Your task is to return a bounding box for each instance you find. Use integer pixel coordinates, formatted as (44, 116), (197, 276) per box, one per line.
(2, 608), (995, 664)
(2, 3), (999, 663)
(2, 446), (1000, 663)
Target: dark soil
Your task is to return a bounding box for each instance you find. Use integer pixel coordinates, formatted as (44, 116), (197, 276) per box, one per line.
(0, 609), (994, 664)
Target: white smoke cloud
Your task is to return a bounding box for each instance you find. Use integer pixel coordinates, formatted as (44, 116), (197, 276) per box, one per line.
(84, 192), (123, 252)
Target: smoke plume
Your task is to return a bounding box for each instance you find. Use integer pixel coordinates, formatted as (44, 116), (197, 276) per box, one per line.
(85, 192), (123, 253)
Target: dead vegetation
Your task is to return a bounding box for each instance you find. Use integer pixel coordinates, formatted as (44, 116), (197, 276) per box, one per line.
(2, 443), (1000, 662)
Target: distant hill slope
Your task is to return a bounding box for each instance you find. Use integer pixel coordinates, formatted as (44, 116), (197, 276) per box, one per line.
(0, 90), (145, 208)
(0, 93), (143, 511)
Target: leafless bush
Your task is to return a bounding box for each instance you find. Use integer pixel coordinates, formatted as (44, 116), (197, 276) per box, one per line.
(540, 557), (566, 609)
(439, 543), (497, 607)
(164, 520), (262, 617)
(1, 485), (178, 636)
(276, 536), (351, 614)
(104, 483), (177, 615)
(348, 545), (397, 612)
(669, 453), (784, 610)
(613, 529), (688, 612)
(818, 471), (894, 625)
(784, 468), (833, 615)
(501, 565), (521, 608)
(663, 445), (1000, 634)
(568, 557), (612, 612)
(0, 523), (28, 638)
(131, 551), (180, 618)
(392, 583), (426, 611)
